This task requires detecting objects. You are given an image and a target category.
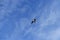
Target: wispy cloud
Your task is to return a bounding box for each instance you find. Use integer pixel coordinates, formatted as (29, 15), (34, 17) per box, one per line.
(0, 0), (60, 40)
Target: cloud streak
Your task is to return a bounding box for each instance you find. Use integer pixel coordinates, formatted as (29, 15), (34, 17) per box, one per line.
(0, 0), (60, 40)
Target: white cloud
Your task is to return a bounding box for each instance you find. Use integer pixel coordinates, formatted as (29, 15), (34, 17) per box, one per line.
(3, 0), (60, 40)
(28, 0), (60, 40)
(6, 18), (30, 40)
(46, 28), (60, 40)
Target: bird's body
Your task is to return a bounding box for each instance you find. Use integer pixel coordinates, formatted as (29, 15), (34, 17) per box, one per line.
(31, 18), (36, 24)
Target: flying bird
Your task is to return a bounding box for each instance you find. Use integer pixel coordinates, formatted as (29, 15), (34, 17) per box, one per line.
(31, 18), (36, 24)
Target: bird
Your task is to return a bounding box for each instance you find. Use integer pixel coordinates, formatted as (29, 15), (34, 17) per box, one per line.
(31, 18), (36, 24)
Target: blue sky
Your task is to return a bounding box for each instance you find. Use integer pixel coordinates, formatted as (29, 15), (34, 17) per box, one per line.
(0, 0), (60, 40)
